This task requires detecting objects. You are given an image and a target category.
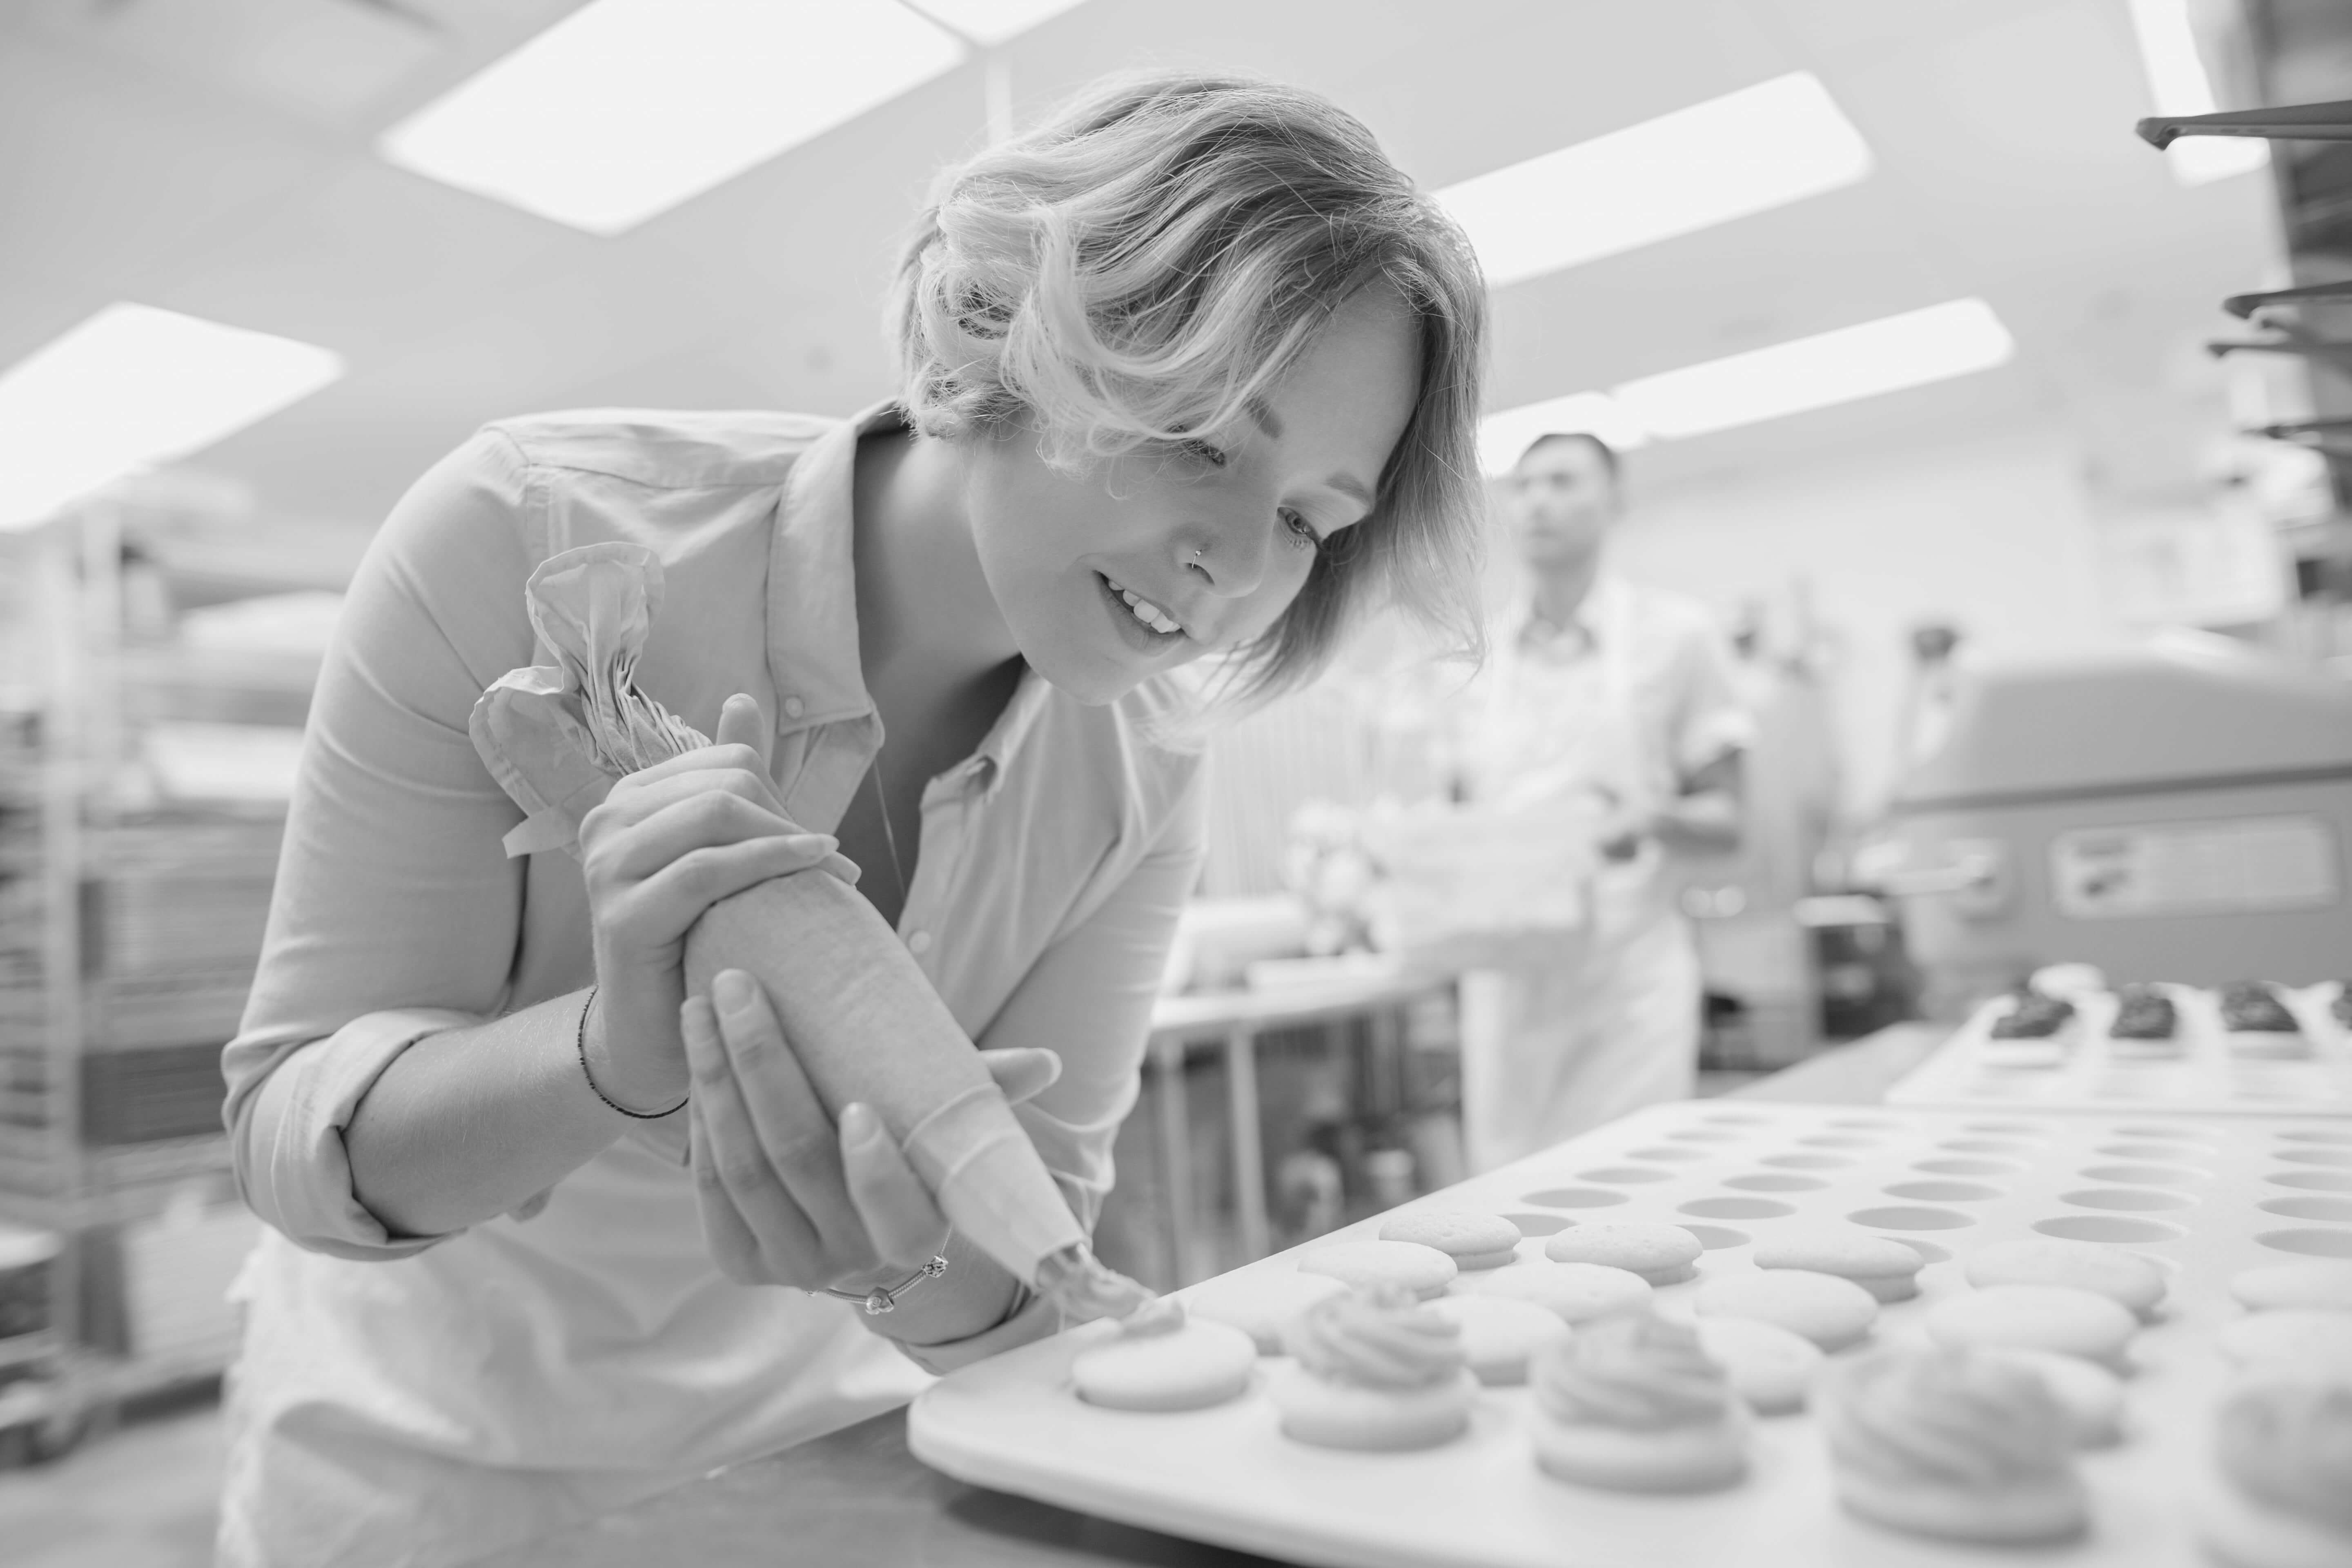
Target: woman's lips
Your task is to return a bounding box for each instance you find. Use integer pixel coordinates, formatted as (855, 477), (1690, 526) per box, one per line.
(1097, 571), (1187, 654)
(1102, 572), (1183, 634)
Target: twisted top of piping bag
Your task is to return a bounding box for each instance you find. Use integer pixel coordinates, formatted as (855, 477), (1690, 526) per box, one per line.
(471, 543), (711, 860)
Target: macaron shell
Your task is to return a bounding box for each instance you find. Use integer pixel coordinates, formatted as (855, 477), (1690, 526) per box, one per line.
(1833, 1466), (2089, 1546)
(1459, 1261), (1654, 1323)
(1530, 1410), (1751, 1493)
(1268, 1362), (1477, 1451)
(2229, 1261), (2352, 1315)
(1298, 1241), (1458, 1300)
(1694, 1269), (1880, 1351)
(1855, 1274), (1921, 1304)
(1379, 1210), (1523, 1263)
(1693, 1316), (1824, 1414)
(2217, 1309), (2352, 1372)
(1543, 1223), (1704, 1280)
(1451, 1247), (1522, 1272)
(1926, 1284), (2138, 1366)
(1072, 1321), (1258, 1412)
(1752, 1228), (1924, 1292)
(2196, 1464), (2352, 1568)
(1963, 1238), (2166, 1316)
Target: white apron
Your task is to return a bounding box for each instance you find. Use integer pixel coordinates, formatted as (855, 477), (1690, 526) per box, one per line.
(1457, 581), (1702, 1172)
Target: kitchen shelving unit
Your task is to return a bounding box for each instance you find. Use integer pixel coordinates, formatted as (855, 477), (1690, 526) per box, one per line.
(0, 503), (312, 1455)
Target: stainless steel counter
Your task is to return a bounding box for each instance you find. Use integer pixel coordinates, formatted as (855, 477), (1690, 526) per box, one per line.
(482, 1023), (1946, 1568)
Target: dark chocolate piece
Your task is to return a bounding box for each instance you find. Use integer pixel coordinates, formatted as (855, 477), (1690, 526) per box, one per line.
(2219, 980), (2300, 1033)
(1990, 990), (2076, 1040)
(2109, 984), (2178, 1041)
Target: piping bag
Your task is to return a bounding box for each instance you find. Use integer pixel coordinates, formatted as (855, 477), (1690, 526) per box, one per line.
(470, 543), (1158, 1327)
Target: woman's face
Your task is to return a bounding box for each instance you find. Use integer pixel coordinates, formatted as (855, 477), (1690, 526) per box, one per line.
(963, 283), (1422, 706)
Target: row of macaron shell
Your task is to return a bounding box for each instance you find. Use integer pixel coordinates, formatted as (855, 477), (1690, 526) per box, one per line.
(1288, 1219), (2164, 1398)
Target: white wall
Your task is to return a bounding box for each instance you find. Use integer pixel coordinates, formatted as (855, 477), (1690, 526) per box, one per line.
(1603, 422), (2130, 817)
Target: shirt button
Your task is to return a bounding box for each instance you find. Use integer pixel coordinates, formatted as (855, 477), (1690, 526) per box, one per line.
(782, 696), (805, 719)
(907, 930), (933, 956)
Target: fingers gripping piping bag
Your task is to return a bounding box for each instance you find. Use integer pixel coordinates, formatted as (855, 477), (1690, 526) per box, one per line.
(470, 543), (1154, 1324)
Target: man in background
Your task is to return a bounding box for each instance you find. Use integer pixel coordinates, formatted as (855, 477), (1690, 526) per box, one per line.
(1456, 432), (1752, 1169)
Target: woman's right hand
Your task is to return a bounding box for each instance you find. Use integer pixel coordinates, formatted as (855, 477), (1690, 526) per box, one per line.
(577, 693), (845, 1116)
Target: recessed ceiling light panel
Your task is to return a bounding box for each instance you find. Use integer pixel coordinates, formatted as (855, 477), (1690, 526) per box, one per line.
(1436, 72), (1874, 290)
(1613, 299), (2015, 439)
(0, 304), (343, 531)
(900, 0), (1090, 46)
(379, 0), (967, 236)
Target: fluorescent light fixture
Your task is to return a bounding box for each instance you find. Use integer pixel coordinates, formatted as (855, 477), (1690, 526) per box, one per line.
(1614, 299), (2013, 439)
(0, 304), (342, 531)
(2127, 0), (2267, 186)
(1435, 73), (1873, 290)
(379, 0), (965, 235)
(899, 0), (1089, 46)
(1482, 299), (2014, 457)
(1477, 392), (1648, 477)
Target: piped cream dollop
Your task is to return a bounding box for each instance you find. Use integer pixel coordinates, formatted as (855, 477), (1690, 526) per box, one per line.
(1532, 1313), (1735, 1430)
(1281, 1284), (1466, 1390)
(1822, 1348), (2074, 1490)
(2217, 1379), (2352, 1535)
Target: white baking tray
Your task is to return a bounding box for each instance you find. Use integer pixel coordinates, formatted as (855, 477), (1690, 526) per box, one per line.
(909, 1100), (2352, 1568)
(1889, 982), (2352, 1115)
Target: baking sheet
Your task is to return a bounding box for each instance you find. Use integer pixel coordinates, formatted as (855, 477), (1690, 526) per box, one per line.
(910, 1100), (2351, 1568)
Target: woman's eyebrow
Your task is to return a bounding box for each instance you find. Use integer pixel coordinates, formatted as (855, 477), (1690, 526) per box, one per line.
(1245, 395), (1371, 508)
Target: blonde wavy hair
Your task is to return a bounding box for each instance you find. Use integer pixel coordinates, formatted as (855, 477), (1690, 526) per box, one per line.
(891, 71), (1489, 701)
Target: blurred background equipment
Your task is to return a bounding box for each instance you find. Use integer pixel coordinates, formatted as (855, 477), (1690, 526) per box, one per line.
(1862, 634), (2352, 1015)
(1686, 590), (1845, 1073)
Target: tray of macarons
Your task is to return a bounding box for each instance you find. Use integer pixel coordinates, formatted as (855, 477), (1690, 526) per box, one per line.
(1888, 967), (2352, 1116)
(907, 1099), (2352, 1568)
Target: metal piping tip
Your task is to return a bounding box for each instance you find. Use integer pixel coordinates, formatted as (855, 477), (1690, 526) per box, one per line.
(1033, 1242), (1159, 1326)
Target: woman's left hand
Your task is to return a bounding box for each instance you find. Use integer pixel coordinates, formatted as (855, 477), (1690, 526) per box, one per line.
(683, 967), (1060, 1297)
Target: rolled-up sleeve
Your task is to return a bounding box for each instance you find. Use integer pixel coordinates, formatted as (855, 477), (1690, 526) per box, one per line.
(223, 430), (539, 1260)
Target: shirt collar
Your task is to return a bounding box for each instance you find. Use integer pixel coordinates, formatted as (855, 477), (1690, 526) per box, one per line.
(764, 401), (903, 735)
(765, 399), (1046, 788)
(1512, 570), (1622, 653)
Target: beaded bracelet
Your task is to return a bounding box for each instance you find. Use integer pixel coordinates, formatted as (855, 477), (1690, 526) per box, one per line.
(576, 986), (688, 1120)
(821, 1255), (949, 1315)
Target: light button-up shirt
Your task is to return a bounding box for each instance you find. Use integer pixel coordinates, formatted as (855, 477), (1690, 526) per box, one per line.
(216, 403), (1206, 1557)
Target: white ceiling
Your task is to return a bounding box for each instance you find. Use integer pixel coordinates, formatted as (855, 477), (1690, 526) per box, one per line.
(0, 0), (2281, 536)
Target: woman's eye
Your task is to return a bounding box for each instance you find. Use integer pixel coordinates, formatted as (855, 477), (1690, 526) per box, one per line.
(1283, 510), (1322, 551)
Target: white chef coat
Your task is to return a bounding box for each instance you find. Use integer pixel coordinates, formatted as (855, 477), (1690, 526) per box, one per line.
(1456, 574), (1751, 1171)
(217, 404), (1207, 1566)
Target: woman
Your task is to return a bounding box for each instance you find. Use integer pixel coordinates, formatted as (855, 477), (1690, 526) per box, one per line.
(218, 73), (1486, 1565)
